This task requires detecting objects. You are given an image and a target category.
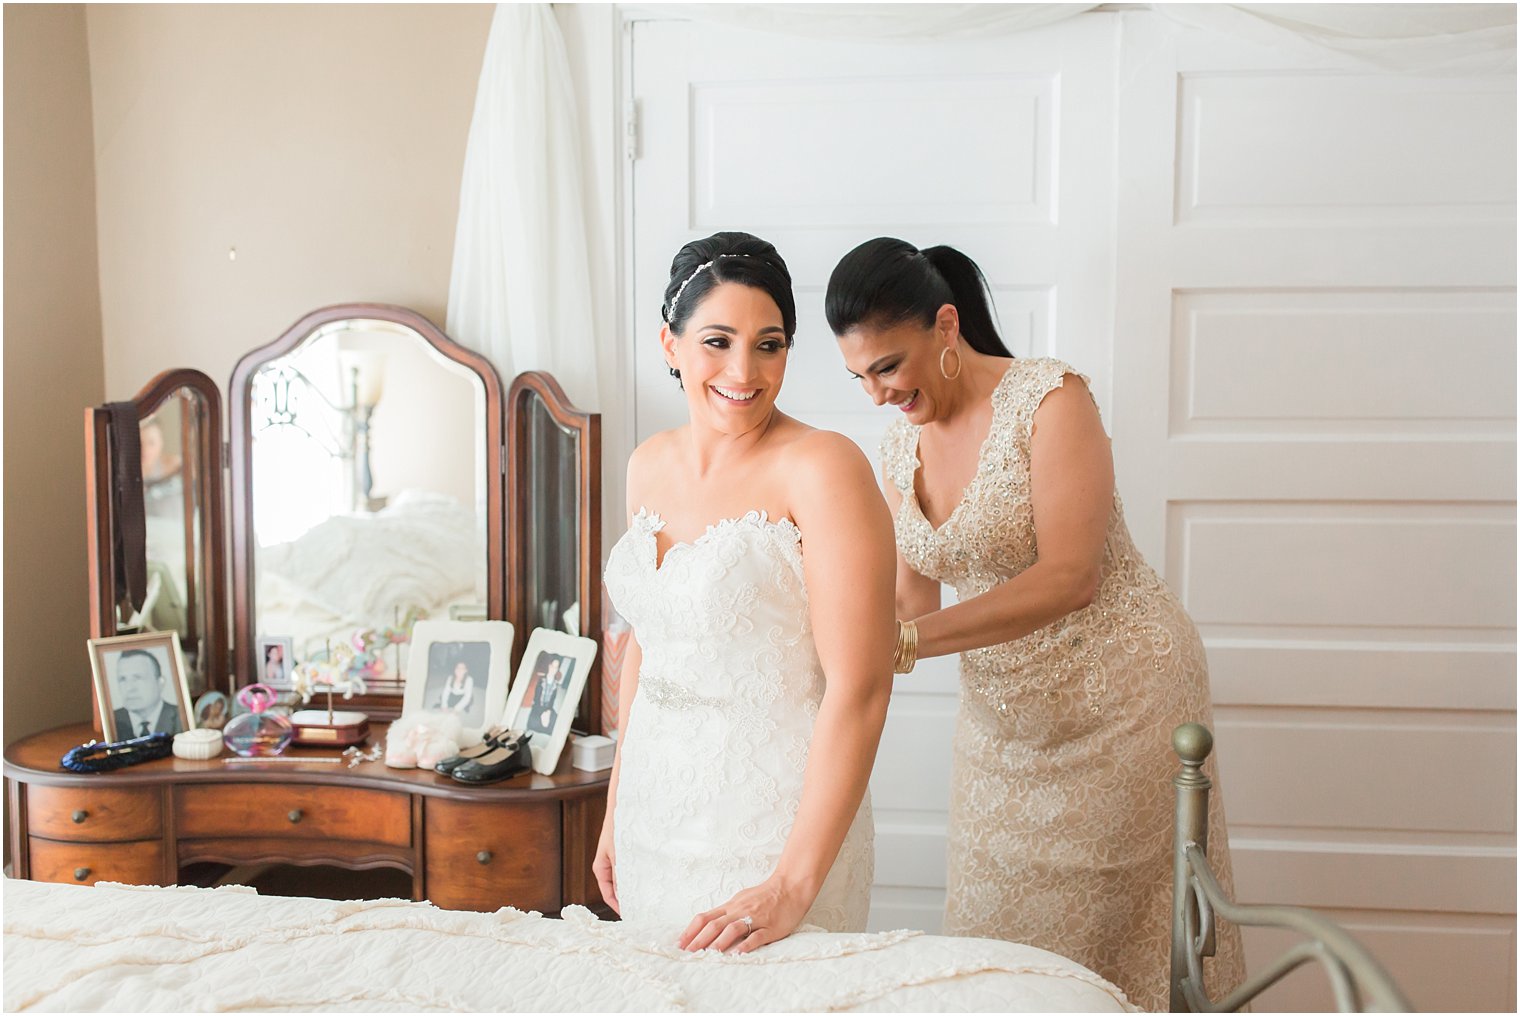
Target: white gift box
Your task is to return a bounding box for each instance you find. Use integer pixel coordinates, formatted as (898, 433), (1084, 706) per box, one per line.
(570, 734), (615, 772)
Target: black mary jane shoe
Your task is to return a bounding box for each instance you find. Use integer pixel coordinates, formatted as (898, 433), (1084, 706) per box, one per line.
(433, 725), (514, 776)
(450, 730), (533, 785)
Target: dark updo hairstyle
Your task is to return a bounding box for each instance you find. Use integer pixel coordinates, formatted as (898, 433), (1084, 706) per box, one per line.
(825, 237), (1012, 358)
(661, 231), (796, 383)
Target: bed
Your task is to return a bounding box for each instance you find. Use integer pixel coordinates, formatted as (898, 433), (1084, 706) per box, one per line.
(3, 879), (1134, 1013)
(1168, 724), (1411, 1013)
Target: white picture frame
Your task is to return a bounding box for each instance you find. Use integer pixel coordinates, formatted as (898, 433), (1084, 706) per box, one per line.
(403, 620), (515, 742)
(255, 635), (296, 690)
(501, 628), (597, 776)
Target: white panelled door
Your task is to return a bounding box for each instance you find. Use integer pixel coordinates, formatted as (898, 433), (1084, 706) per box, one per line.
(628, 13), (1120, 932)
(1112, 13), (1516, 1012)
(625, 10), (1516, 1009)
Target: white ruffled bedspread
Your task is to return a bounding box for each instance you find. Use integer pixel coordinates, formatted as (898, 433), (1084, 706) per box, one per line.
(3, 879), (1136, 1013)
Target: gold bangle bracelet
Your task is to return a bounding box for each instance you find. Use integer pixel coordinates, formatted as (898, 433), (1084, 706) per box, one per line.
(893, 619), (919, 674)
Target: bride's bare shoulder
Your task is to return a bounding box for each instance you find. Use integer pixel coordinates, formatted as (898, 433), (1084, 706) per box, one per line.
(781, 426), (877, 499)
(630, 427), (688, 469)
(626, 428), (686, 511)
(777, 427), (891, 546)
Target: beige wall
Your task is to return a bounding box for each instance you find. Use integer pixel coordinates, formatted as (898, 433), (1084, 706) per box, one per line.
(3, 4), (107, 747)
(86, 3), (494, 397)
(4, 4), (493, 754)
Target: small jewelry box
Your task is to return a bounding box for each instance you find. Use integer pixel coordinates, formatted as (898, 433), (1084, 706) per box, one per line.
(173, 728), (223, 761)
(290, 709), (370, 748)
(570, 734), (615, 772)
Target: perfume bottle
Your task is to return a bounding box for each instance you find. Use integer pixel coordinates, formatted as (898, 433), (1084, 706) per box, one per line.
(223, 683), (295, 757)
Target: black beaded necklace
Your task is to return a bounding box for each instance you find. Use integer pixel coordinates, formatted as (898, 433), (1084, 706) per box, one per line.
(60, 732), (173, 773)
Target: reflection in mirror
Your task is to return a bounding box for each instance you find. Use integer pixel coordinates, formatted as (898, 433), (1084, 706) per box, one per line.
(505, 370), (601, 733)
(524, 392), (581, 635)
(249, 320), (489, 689)
(128, 389), (209, 694)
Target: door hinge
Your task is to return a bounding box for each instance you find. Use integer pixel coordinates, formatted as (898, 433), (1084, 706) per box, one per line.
(624, 100), (640, 162)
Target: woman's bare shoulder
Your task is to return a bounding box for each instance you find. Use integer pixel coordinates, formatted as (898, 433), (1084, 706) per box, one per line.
(780, 427), (879, 514)
(626, 427), (686, 512)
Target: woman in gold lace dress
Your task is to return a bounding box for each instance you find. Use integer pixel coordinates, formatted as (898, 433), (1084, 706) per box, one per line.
(826, 238), (1245, 1010)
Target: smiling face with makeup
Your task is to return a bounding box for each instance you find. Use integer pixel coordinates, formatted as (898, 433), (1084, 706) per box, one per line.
(661, 281), (791, 436)
(658, 233), (798, 440)
(838, 305), (964, 426)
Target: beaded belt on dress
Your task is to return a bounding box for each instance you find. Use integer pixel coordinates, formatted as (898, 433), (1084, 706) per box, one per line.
(639, 674), (728, 712)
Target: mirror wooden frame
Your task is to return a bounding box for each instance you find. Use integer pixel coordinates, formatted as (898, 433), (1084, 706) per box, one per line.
(228, 304), (506, 715)
(505, 371), (602, 735)
(85, 368), (227, 731)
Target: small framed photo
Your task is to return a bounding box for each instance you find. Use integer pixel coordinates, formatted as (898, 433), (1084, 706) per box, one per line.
(404, 620), (515, 742)
(89, 631), (192, 741)
(193, 690), (231, 731)
(502, 628), (597, 776)
(256, 635), (296, 690)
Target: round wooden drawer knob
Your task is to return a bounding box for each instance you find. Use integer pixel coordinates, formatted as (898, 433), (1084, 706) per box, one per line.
(476, 850), (492, 865)
(287, 809), (304, 824)
(71, 810), (88, 824)
(73, 867), (90, 881)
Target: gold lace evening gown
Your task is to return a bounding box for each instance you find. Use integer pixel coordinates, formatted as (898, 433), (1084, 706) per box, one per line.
(881, 357), (1246, 1012)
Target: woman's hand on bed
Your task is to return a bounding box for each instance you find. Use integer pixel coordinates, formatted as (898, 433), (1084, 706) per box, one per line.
(678, 875), (812, 954)
(593, 821), (619, 915)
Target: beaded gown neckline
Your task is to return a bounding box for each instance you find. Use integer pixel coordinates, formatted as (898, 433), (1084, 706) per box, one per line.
(905, 361), (1019, 534)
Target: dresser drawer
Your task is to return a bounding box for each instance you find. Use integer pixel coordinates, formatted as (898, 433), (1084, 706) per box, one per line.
(29, 837), (164, 886)
(425, 798), (560, 913)
(28, 784), (162, 842)
(177, 784), (410, 847)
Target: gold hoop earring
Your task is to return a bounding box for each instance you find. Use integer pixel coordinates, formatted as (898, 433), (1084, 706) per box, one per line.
(940, 345), (963, 381)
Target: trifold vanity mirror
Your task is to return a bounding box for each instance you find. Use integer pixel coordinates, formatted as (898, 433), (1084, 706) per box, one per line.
(86, 304), (601, 730)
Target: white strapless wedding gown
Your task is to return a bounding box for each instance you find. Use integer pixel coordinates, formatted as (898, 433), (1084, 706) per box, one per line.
(603, 508), (874, 934)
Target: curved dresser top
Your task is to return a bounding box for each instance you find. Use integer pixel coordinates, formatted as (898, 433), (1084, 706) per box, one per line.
(4, 723), (609, 803)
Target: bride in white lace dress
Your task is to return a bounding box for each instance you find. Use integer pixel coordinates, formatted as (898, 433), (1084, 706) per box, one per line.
(595, 232), (896, 953)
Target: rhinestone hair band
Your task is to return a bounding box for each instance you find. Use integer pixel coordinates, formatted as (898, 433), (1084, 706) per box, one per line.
(667, 253), (753, 319)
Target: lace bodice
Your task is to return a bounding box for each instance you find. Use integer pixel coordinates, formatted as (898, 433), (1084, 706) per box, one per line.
(603, 509), (873, 934)
(881, 358), (1180, 717)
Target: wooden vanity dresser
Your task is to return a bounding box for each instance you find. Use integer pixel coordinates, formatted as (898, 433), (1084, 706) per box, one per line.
(5, 722), (609, 914)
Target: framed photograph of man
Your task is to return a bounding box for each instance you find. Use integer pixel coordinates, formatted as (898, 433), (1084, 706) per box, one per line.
(403, 620), (514, 742)
(89, 631), (193, 741)
(256, 635), (296, 690)
(502, 628), (597, 776)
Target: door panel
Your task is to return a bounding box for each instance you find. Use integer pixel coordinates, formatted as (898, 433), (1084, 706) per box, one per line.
(630, 13), (1119, 935)
(628, 12), (1516, 1009)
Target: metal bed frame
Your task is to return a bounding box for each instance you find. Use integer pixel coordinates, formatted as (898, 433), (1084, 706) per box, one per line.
(1170, 722), (1413, 1013)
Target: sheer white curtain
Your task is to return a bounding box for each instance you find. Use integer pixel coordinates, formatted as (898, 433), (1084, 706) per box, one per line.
(1155, 4), (1516, 73)
(680, 3), (1513, 70)
(446, 3), (600, 411)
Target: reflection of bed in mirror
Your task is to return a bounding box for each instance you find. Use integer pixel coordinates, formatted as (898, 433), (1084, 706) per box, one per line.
(255, 489), (486, 669)
(230, 305), (509, 716)
(243, 316), (493, 689)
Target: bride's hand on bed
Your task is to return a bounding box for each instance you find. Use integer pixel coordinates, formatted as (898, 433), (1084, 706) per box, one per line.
(678, 876), (811, 954)
(593, 821), (619, 915)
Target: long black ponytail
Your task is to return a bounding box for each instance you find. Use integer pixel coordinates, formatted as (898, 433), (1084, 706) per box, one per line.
(825, 237), (1012, 358)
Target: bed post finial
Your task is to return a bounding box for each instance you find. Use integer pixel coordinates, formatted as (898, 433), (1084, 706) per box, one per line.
(1172, 722), (1215, 1011)
(1173, 722), (1213, 769)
